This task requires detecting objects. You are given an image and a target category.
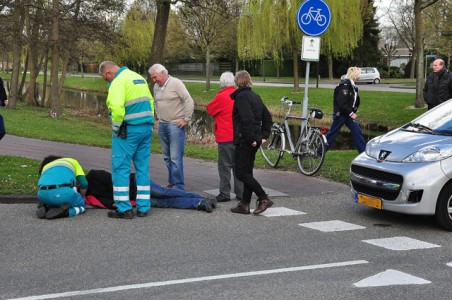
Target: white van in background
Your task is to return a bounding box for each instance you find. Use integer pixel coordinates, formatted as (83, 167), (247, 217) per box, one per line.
(341, 67), (381, 84)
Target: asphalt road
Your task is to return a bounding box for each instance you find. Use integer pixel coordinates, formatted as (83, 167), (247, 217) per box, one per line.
(2, 190), (452, 300)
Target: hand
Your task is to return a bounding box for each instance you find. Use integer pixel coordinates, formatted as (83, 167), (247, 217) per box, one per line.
(351, 113), (358, 120)
(177, 119), (188, 128)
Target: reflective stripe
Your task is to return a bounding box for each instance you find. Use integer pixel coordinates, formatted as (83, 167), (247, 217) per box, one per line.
(136, 194), (150, 200)
(125, 97), (150, 107)
(124, 111), (153, 120)
(113, 186), (129, 192)
(42, 159), (75, 173)
(114, 195), (130, 201)
(137, 185), (151, 191)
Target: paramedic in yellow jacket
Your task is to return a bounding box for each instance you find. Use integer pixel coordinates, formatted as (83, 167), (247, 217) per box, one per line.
(99, 61), (155, 219)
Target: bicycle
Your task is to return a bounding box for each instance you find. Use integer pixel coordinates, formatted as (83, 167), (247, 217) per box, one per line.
(260, 96), (326, 176)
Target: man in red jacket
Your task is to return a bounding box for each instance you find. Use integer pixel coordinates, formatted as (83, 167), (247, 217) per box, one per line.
(207, 72), (243, 202)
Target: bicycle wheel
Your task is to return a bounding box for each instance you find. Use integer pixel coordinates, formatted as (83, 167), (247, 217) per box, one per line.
(260, 128), (285, 168)
(296, 130), (325, 176)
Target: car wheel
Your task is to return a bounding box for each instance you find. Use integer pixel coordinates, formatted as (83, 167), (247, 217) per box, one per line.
(435, 183), (452, 231)
(373, 78), (380, 84)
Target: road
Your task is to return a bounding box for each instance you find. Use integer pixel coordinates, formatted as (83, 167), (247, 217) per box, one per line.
(1, 190), (451, 299)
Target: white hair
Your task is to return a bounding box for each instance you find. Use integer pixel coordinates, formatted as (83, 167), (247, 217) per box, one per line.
(148, 64), (168, 75)
(219, 71), (235, 88)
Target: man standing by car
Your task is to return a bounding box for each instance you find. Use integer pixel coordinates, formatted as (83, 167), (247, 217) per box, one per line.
(423, 59), (452, 110)
(324, 67), (366, 154)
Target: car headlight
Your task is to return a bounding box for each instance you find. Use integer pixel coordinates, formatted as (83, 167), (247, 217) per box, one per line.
(402, 144), (452, 162)
(365, 137), (380, 158)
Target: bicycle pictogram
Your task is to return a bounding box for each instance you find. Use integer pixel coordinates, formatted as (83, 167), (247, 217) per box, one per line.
(301, 7), (327, 26)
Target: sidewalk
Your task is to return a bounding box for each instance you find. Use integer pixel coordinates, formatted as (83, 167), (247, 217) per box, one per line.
(0, 134), (348, 201)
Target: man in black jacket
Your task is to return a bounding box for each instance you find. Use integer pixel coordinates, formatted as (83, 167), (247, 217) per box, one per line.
(230, 70), (273, 215)
(423, 59), (452, 110)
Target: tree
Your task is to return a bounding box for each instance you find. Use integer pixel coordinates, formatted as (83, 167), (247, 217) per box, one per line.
(381, 42), (399, 69)
(179, 0), (238, 91)
(413, 0), (439, 108)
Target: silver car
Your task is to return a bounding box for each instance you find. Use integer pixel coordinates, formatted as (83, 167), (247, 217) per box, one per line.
(350, 99), (452, 230)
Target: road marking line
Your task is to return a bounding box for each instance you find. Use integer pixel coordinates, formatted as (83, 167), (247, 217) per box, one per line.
(354, 269), (431, 287)
(9, 260), (368, 300)
(299, 220), (366, 232)
(362, 236), (441, 251)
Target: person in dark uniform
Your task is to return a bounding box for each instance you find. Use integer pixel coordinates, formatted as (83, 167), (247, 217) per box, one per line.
(423, 59), (452, 110)
(0, 77), (8, 141)
(324, 67), (366, 154)
(230, 70), (273, 215)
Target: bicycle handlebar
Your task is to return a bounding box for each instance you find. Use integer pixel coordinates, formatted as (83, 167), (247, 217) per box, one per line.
(280, 96), (302, 105)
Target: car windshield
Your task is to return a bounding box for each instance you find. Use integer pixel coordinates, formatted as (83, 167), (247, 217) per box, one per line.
(402, 99), (452, 135)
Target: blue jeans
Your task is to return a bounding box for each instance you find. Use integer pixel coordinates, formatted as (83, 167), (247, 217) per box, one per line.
(0, 114), (5, 141)
(150, 180), (202, 209)
(325, 114), (366, 153)
(158, 122), (186, 190)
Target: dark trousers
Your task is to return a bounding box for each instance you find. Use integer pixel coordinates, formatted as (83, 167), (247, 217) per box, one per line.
(234, 142), (267, 204)
(325, 114), (366, 153)
(0, 114), (5, 141)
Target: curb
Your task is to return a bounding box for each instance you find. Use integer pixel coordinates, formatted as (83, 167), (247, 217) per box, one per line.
(0, 195), (38, 204)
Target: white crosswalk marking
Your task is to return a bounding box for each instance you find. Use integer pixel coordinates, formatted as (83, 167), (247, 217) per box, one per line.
(354, 269), (431, 287)
(299, 220), (366, 232)
(362, 236), (441, 251)
(251, 207), (306, 217)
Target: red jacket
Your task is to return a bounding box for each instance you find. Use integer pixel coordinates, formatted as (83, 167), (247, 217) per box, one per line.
(206, 86), (235, 143)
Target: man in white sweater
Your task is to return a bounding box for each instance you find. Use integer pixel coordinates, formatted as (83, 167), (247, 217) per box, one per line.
(149, 64), (194, 190)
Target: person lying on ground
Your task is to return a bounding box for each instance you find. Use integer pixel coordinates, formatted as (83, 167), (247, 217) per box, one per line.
(36, 156), (87, 220)
(85, 170), (217, 215)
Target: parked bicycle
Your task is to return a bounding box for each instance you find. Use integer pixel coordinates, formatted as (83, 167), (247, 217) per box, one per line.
(260, 96), (326, 176)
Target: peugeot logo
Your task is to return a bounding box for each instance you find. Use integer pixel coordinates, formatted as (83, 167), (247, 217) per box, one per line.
(378, 150), (391, 162)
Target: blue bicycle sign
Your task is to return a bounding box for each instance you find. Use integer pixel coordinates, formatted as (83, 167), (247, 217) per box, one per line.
(296, 0), (331, 36)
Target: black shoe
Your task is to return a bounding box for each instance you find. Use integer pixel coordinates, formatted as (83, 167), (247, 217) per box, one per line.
(36, 202), (48, 219)
(216, 194), (231, 202)
(198, 198), (214, 213)
(108, 209), (134, 219)
(45, 203), (70, 220)
(209, 197), (218, 209)
(136, 210), (148, 217)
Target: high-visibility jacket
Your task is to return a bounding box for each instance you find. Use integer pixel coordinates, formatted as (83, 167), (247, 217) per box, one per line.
(107, 67), (154, 133)
(39, 158), (88, 189)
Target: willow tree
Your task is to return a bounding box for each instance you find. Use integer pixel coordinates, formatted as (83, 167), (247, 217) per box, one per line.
(237, 0), (364, 91)
(321, 0), (363, 79)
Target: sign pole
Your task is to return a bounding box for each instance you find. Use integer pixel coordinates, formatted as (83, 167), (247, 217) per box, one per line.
(296, 0), (331, 133)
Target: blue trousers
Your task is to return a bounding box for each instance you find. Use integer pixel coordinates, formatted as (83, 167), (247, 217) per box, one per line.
(0, 114), (5, 141)
(158, 123), (186, 190)
(37, 187), (85, 217)
(150, 180), (202, 209)
(112, 124), (153, 213)
(325, 114), (366, 153)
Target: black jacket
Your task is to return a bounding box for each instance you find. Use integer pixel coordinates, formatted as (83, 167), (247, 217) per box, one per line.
(0, 77), (7, 107)
(230, 87), (272, 145)
(423, 68), (452, 108)
(333, 79), (360, 116)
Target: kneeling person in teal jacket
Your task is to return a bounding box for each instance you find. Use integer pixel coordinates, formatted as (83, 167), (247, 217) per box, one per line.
(36, 155), (88, 219)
